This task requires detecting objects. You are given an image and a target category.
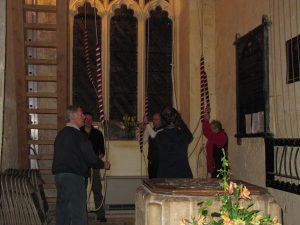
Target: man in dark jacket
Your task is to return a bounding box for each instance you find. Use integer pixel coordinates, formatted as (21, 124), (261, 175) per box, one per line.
(81, 112), (106, 222)
(52, 105), (110, 225)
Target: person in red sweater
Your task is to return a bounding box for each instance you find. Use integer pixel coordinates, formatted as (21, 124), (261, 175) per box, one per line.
(202, 107), (228, 178)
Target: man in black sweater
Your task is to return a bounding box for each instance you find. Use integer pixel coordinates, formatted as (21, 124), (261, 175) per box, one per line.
(81, 112), (106, 222)
(52, 105), (110, 225)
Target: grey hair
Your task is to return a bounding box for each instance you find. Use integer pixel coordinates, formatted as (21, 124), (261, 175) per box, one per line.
(64, 105), (81, 122)
(211, 120), (223, 131)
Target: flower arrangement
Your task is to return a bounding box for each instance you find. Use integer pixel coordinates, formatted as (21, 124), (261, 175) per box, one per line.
(179, 149), (281, 225)
(121, 115), (138, 139)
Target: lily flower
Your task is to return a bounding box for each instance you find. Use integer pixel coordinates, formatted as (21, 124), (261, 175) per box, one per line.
(239, 186), (251, 199)
(196, 215), (205, 225)
(233, 219), (246, 225)
(271, 217), (281, 225)
(222, 214), (233, 225)
(250, 215), (263, 225)
(227, 181), (237, 195)
(178, 218), (186, 225)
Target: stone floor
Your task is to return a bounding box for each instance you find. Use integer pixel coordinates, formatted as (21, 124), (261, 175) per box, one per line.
(49, 212), (135, 225)
(90, 214), (135, 225)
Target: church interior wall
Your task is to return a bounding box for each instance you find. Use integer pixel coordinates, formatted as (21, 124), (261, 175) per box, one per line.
(215, 0), (300, 224)
(1, 1), (300, 223)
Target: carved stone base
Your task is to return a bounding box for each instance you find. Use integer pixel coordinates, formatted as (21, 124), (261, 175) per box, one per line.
(135, 179), (282, 225)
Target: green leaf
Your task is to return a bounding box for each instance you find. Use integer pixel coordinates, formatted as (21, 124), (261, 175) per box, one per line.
(206, 199), (213, 206)
(184, 219), (191, 223)
(246, 203), (254, 209)
(233, 187), (239, 198)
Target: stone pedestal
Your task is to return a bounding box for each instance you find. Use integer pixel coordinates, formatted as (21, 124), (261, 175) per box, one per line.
(135, 179), (282, 225)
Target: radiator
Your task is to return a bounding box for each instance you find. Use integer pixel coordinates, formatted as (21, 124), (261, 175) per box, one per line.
(105, 176), (146, 214)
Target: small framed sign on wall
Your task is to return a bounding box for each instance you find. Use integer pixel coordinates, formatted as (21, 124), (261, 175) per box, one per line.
(235, 16), (271, 144)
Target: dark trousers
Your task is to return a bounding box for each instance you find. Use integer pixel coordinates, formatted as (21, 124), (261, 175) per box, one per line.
(55, 173), (87, 225)
(212, 148), (227, 178)
(91, 169), (105, 219)
(148, 160), (159, 179)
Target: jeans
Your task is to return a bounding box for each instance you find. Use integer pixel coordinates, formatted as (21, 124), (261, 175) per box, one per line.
(91, 169), (106, 219)
(55, 173), (87, 225)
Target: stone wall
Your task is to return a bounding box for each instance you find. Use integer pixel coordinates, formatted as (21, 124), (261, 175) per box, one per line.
(179, 0), (217, 178)
(215, 0), (300, 224)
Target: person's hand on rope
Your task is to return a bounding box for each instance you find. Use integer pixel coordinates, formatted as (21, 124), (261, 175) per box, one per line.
(143, 115), (149, 125)
(103, 161), (111, 170)
(204, 106), (211, 120)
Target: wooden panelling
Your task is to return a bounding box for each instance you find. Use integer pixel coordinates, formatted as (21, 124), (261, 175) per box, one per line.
(56, 0), (69, 130)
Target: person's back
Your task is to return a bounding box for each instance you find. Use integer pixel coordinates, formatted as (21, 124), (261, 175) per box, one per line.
(53, 126), (96, 177)
(155, 107), (193, 179)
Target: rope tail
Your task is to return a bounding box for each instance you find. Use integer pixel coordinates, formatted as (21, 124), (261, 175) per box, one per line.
(96, 43), (105, 123)
(200, 55), (209, 120)
(84, 29), (98, 93)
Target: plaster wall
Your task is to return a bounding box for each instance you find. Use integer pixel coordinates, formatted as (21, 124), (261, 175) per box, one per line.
(186, 0), (216, 178)
(215, 0), (300, 224)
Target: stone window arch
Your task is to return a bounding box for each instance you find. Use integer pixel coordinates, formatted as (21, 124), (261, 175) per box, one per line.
(69, 0), (176, 139)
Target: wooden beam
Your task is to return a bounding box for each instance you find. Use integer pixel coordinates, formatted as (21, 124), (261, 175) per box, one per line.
(26, 108), (57, 114)
(26, 76), (57, 81)
(26, 92), (57, 98)
(0, 0), (5, 171)
(28, 140), (55, 145)
(25, 41), (56, 48)
(11, 0), (29, 169)
(25, 59), (57, 65)
(56, 0), (69, 131)
(24, 23), (56, 31)
(28, 124), (57, 130)
(23, 4), (57, 13)
(29, 154), (53, 160)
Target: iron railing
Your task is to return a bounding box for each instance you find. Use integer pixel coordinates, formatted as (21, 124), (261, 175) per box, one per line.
(265, 138), (300, 194)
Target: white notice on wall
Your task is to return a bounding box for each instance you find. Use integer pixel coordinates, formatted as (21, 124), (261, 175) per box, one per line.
(245, 114), (252, 134)
(257, 111), (264, 133)
(251, 111), (264, 133)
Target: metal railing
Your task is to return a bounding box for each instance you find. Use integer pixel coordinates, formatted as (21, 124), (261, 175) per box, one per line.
(0, 169), (49, 225)
(265, 138), (300, 194)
